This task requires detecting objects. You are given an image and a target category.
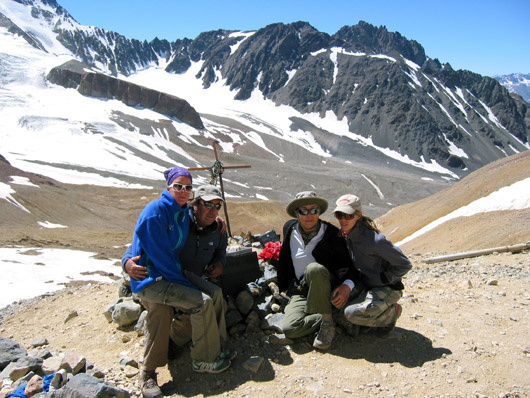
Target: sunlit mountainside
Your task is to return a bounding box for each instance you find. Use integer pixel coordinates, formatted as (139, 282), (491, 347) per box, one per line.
(0, 0), (528, 218)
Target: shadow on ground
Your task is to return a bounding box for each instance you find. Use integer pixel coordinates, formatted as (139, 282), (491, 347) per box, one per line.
(162, 334), (293, 397)
(161, 326), (450, 396)
(290, 327), (451, 368)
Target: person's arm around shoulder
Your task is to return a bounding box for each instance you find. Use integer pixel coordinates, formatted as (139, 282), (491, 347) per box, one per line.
(121, 245), (148, 281)
(215, 215), (228, 235)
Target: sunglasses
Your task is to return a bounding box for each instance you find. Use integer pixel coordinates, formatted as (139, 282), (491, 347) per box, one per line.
(169, 183), (193, 192)
(202, 200), (222, 210)
(334, 212), (356, 220)
(297, 207), (320, 216)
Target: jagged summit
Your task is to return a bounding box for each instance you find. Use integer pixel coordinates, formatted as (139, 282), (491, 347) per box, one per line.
(0, 0), (528, 217)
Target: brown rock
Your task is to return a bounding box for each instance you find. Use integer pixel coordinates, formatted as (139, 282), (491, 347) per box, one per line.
(24, 374), (43, 397)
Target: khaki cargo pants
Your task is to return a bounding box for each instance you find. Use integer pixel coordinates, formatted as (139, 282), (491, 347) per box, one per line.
(343, 286), (402, 327)
(139, 271), (226, 370)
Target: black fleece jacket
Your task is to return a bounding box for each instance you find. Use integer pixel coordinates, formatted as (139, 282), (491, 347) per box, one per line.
(277, 219), (356, 292)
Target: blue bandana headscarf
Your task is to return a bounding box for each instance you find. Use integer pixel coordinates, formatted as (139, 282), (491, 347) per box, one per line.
(163, 166), (192, 185)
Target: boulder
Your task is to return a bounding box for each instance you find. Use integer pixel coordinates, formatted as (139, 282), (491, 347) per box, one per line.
(0, 337), (27, 371)
(48, 373), (130, 398)
(235, 290), (254, 315)
(111, 298), (142, 327)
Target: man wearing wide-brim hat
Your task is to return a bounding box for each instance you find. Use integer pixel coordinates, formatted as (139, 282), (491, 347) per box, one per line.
(277, 191), (357, 350)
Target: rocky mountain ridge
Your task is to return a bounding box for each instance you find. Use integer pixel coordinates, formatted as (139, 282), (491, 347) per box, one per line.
(5, 0), (528, 171)
(52, 12), (530, 172)
(46, 60), (204, 129)
(0, 0), (528, 217)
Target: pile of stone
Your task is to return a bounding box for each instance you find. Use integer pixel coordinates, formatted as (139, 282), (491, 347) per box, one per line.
(0, 337), (129, 397)
(105, 241), (291, 348)
(0, 233), (288, 396)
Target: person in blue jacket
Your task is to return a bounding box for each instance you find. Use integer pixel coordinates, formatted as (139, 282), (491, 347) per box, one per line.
(131, 167), (231, 398)
(130, 166), (194, 294)
(331, 194), (412, 338)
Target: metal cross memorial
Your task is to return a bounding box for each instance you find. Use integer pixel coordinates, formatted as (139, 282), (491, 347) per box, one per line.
(188, 140), (251, 237)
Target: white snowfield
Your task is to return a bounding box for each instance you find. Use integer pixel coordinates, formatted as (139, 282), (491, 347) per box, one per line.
(0, 247), (121, 309)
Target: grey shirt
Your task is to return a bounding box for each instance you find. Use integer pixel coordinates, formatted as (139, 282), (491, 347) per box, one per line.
(343, 222), (412, 289)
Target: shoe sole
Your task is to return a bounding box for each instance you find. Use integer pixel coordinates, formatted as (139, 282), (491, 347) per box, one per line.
(192, 361), (231, 374)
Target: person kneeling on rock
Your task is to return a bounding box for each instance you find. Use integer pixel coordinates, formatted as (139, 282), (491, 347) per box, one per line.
(276, 191), (357, 350)
(331, 194), (412, 338)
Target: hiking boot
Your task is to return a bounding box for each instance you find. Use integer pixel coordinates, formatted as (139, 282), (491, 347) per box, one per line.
(192, 357), (231, 373)
(140, 370), (162, 398)
(359, 326), (372, 334)
(220, 348), (237, 361)
(313, 320), (335, 350)
(334, 311), (359, 338)
(375, 303), (402, 338)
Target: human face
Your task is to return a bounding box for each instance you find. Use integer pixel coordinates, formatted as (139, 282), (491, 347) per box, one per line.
(168, 176), (191, 207)
(296, 204), (320, 233)
(336, 211), (361, 235)
(196, 199), (222, 227)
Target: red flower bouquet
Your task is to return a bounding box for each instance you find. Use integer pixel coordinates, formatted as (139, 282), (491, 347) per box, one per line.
(258, 241), (282, 264)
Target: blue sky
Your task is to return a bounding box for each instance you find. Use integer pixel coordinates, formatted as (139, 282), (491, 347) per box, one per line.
(58, 0), (529, 77)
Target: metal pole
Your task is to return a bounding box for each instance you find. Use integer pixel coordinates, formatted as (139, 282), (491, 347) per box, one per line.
(423, 241), (530, 264)
(212, 141), (232, 238)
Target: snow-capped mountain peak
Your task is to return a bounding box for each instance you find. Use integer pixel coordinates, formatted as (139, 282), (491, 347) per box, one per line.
(0, 0), (528, 217)
(494, 72), (530, 102)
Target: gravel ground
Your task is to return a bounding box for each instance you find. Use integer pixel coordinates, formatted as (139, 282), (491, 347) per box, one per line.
(1, 250), (528, 398)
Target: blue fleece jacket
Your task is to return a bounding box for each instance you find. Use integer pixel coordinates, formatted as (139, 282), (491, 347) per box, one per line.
(130, 189), (196, 293)
(7, 374), (55, 397)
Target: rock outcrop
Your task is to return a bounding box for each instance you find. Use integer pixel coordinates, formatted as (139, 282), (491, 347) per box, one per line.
(0, 337), (130, 397)
(47, 60), (204, 130)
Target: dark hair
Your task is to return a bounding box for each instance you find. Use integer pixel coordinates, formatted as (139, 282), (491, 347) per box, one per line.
(356, 212), (380, 233)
